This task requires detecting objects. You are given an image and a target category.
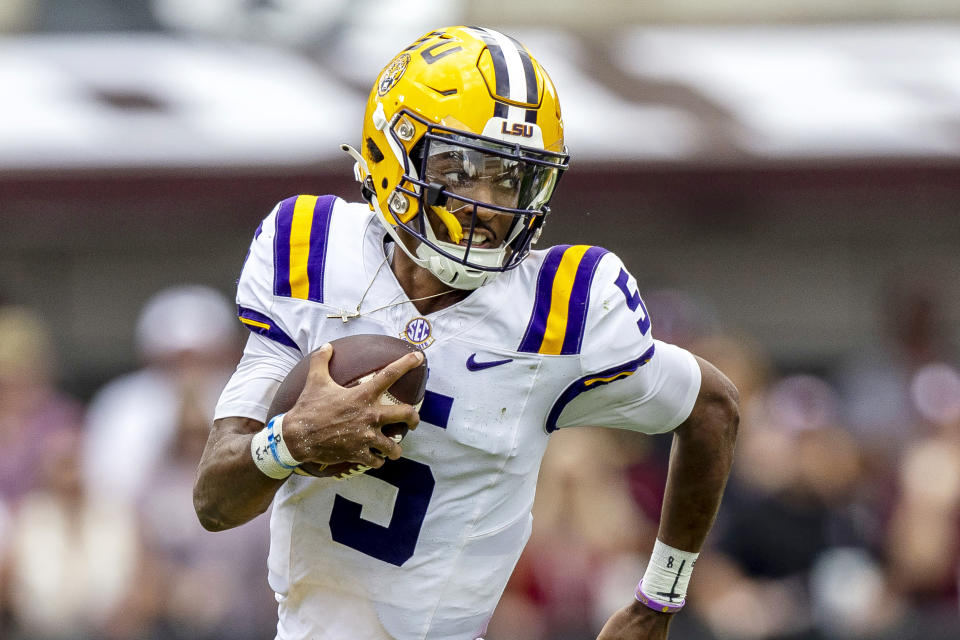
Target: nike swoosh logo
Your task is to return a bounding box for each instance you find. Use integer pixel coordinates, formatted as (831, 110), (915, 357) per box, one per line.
(466, 353), (514, 371)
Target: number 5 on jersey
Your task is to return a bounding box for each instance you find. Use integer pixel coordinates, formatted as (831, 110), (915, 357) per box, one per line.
(614, 268), (651, 335)
(328, 390), (454, 566)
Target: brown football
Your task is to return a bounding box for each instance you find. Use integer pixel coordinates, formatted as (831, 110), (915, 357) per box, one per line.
(265, 334), (427, 479)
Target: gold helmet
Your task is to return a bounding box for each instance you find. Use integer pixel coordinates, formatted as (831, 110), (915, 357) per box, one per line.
(342, 26), (568, 290)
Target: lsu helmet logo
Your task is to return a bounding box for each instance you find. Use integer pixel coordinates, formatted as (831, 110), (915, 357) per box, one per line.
(501, 122), (534, 138)
(377, 53), (410, 96)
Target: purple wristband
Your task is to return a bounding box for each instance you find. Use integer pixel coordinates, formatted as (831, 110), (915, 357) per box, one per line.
(634, 580), (685, 614)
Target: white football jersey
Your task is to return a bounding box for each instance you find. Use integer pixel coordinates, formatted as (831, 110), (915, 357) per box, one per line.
(215, 195), (701, 640)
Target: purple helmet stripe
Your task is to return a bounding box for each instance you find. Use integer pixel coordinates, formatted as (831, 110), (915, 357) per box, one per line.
(506, 34), (539, 105)
(472, 28), (510, 107)
(471, 26), (541, 122)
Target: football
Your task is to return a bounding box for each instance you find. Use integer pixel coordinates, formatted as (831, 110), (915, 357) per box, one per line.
(266, 334), (428, 479)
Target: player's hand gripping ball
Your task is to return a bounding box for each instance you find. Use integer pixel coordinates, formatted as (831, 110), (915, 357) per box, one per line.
(266, 334), (427, 479)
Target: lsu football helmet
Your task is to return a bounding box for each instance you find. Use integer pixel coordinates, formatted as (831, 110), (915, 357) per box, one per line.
(342, 26), (568, 290)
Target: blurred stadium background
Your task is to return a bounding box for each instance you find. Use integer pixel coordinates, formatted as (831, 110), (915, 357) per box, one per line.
(1, 1), (959, 639)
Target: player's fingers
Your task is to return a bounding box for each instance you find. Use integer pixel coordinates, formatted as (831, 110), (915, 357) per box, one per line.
(354, 449), (387, 469)
(370, 433), (403, 461)
(305, 343), (336, 385)
(362, 350), (425, 397)
(377, 403), (419, 430)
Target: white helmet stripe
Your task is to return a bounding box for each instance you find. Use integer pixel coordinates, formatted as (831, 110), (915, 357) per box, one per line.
(505, 34), (539, 107)
(469, 27), (535, 123)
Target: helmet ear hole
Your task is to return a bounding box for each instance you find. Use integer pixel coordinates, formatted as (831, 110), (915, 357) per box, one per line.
(365, 137), (385, 163)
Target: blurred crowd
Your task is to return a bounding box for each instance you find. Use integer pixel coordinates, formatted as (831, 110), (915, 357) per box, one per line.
(0, 286), (275, 640)
(1, 280), (958, 640)
(487, 284), (960, 640)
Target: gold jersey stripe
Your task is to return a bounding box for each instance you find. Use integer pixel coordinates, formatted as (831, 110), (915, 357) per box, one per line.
(288, 195), (319, 299)
(239, 316), (271, 330)
(540, 244), (591, 355)
(584, 371), (635, 387)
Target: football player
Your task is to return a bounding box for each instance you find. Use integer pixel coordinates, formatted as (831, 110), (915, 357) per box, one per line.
(194, 26), (738, 640)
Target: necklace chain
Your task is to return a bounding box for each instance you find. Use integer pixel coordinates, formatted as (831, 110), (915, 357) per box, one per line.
(326, 254), (455, 323)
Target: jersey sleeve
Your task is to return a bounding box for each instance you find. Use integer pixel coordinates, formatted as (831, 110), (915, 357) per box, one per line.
(214, 332), (301, 421)
(234, 200), (302, 351)
(218, 194), (338, 420)
(234, 194), (339, 351)
(549, 252), (701, 434)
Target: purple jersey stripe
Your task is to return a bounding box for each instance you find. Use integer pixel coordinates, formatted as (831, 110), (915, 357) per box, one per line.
(559, 246), (609, 355)
(544, 343), (656, 433)
(518, 245), (570, 353)
(307, 195), (336, 303)
(273, 197), (298, 298)
(238, 306), (300, 351)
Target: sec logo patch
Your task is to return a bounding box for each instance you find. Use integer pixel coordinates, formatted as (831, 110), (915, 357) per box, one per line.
(402, 317), (434, 349)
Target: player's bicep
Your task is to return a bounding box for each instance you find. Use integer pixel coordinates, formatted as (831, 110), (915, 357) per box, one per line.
(214, 332), (301, 422)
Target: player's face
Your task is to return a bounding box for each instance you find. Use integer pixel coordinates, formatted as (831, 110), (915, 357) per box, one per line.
(423, 148), (521, 249)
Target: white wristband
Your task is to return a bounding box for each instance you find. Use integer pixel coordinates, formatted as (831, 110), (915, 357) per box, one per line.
(639, 539), (699, 608)
(267, 413), (301, 468)
(250, 413), (301, 480)
(251, 427), (292, 479)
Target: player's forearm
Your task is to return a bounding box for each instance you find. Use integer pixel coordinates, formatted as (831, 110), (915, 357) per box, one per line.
(658, 356), (739, 551)
(193, 417), (285, 531)
(603, 359), (736, 637)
